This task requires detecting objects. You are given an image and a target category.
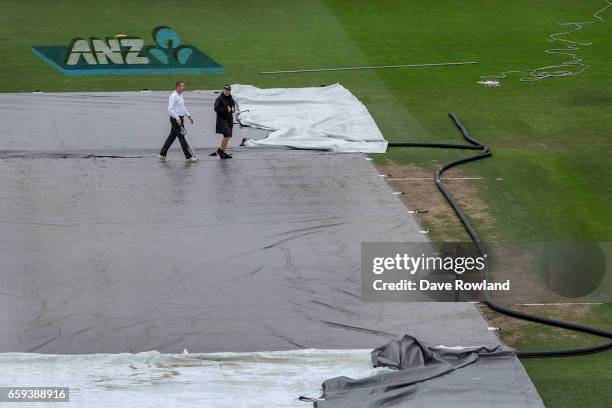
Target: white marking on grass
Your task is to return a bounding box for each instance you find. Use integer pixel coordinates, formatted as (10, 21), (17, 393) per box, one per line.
(260, 61), (479, 74)
(519, 302), (603, 306)
(478, 80), (501, 87)
(388, 177), (483, 181)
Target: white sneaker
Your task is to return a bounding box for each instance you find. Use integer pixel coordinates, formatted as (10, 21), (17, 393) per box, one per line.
(186, 156), (199, 163)
(157, 154), (168, 161)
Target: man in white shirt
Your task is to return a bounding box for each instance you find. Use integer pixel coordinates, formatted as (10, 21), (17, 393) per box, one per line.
(158, 81), (198, 162)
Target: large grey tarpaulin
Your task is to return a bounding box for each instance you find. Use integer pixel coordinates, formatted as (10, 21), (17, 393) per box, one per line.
(0, 91), (542, 406)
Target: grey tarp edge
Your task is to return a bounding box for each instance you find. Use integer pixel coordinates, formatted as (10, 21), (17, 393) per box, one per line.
(311, 334), (517, 407)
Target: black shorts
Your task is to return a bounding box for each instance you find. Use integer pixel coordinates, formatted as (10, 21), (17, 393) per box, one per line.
(216, 119), (233, 137)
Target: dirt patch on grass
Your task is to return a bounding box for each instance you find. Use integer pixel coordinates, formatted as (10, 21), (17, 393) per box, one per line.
(375, 160), (586, 304)
(374, 160), (603, 347)
(377, 161), (604, 344)
(481, 304), (597, 345)
(376, 161), (497, 241)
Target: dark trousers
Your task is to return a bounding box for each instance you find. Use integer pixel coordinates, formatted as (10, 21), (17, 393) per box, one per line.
(160, 117), (193, 158)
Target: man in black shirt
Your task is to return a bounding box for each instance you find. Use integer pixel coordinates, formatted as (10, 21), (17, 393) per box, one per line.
(213, 84), (236, 159)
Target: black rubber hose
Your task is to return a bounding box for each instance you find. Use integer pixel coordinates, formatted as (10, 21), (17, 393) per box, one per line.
(388, 112), (612, 358)
(388, 142), (482, 150)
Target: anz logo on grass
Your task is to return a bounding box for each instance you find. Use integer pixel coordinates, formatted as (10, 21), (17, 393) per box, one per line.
(32, 26), (223, 76)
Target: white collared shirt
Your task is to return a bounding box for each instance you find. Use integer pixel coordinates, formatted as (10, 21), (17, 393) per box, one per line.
(168, 91), (190, 119)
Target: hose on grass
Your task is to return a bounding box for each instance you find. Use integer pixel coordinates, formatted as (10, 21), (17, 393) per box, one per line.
(387, 113), (612, 358)
(480, 1), (612, 84)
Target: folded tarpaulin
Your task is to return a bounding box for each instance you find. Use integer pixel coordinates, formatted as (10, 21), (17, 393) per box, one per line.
(309, 335), (515, 407)
(231, 84), (388, 153)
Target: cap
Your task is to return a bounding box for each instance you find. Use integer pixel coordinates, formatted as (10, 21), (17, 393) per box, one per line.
(223, 84), (231, 90)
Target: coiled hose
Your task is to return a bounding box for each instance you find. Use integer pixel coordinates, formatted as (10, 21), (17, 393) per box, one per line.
(388, 113), (612, 357)
(480, 1), (612, 84)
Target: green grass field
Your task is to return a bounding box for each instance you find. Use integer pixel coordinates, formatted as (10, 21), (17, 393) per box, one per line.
(1, 0), (611, 406)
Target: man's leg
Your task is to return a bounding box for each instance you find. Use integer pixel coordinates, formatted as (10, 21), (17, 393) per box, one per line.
(160, 117), (180, 156)
(220, 136), (230, 152)
(177, 132), (194, 159)
(173, 117), (193, 159)
(184, 134), (197, 159)
(216, 135), (232, 159)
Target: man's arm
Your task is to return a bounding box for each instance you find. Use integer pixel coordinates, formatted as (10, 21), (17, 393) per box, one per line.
(184, 101), (193, 124)
(184, 97), (191, 118)
(214, 97), (226, 114)
(168, 93), (180, 120)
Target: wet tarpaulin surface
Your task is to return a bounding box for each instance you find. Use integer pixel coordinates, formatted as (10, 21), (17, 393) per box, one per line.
(0, 91), (268, 153)
(0, 152), (470, 353)
(0, 92), (542, 407)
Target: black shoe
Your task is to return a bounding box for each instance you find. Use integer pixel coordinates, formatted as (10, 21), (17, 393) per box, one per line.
(217, 148), (232, 159)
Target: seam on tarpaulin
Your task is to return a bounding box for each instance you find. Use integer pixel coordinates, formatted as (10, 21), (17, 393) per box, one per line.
(0, 146), (331, 159)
